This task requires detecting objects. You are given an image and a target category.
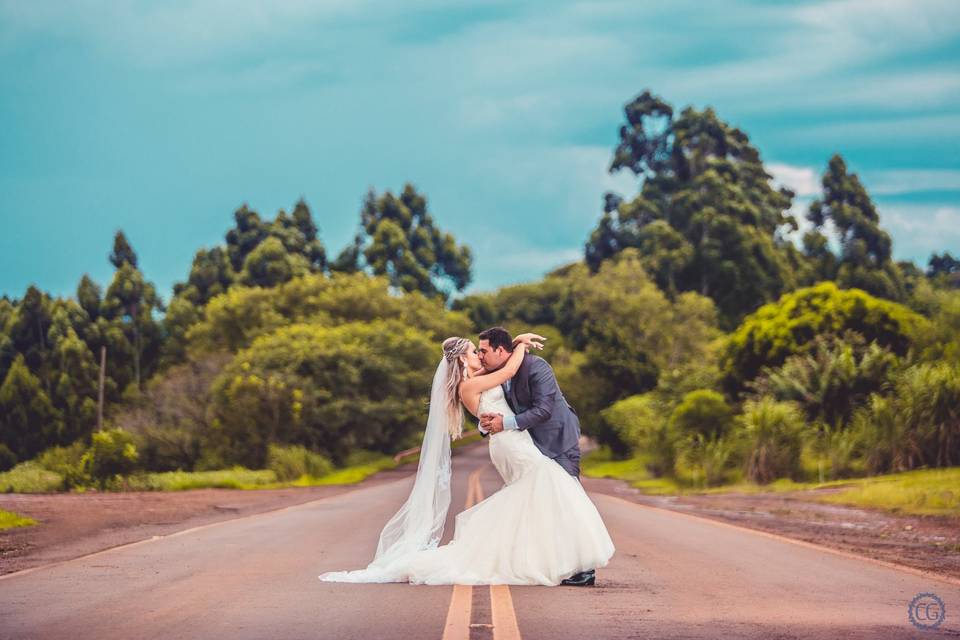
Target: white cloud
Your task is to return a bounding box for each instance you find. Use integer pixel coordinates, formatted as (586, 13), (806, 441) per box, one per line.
(792, 0), (960, 46)
(864, 169), (960, 195)
(767, 162), (821, 197)
(662, 0), (960, 115)
(768, 163), (960, 200)
(779, 114), (960, 144)
(474, 143), (638, 220)
(879, 204), (960, 260)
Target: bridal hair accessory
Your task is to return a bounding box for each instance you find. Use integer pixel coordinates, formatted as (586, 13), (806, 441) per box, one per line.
(443, 337), (470, 360)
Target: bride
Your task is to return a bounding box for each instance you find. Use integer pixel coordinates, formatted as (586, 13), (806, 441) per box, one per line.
(318, 332), (615, 586)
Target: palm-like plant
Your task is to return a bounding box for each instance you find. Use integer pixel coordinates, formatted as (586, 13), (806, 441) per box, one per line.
(746, 331), (898, 427)
(852, 362), (960, 473)
(738, 397), (805, 484)
(678, 432), (737, 488)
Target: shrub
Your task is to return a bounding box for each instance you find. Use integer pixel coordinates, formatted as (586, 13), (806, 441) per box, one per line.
(266, 443), (333, 481)
(36, 441), (90, 489)
(738, 397), (805, 484)
(670, 389), (734, 441)
(676, 433), (738, 487)
(852, 361), (960, 472)
(80, 428), (140, 489)
(0, 443), (16, 472)
(209, 320), (437, 467)
(601, 394), (676, 476)
(0, 461), (63, 493)
(721, 281), (929, 397)
(803, 421), (863, 482)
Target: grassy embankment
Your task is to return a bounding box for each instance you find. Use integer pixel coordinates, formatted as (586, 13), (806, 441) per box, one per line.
(0, 433), (485, 494)
(583, 447), (960, 518)
(0, 430), (485, 530)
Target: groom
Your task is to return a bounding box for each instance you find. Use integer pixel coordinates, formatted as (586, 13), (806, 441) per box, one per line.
(475, 326), (596, 587)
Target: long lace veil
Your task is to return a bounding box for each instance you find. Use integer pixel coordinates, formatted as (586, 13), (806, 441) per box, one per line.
(319, 357), (454, 582)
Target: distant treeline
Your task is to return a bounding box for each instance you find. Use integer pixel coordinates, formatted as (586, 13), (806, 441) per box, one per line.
(1, 89), (958, 490)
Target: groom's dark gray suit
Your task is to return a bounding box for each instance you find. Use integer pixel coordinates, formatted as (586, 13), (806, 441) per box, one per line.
(481, 352), (582, 478)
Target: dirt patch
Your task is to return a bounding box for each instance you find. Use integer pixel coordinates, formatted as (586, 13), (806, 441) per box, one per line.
(0, 465), (417, 577)
(583, 476), (960, 582)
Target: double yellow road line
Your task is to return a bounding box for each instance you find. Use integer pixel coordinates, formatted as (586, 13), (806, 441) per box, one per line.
(441, 465), (522, 640)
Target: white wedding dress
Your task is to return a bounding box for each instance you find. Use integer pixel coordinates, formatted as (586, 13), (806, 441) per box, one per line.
(319, 384), (615, 586)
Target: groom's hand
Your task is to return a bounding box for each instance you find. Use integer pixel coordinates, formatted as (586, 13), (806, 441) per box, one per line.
(480, 413), (504, 434)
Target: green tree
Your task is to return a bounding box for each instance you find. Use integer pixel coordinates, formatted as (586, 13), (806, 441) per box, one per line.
(48, 306), (100, 444)
(101, 233), (165, 390)
(114, 353), (230, 471)
(585, 89), (800, 328)
(209, 320), (436, 466)
(109, 230), (138, 269)
(80, 428), (140, 489)
(805, 154), (906, 301)
(76, 274), (102, 321)
(239, 236), (311, 288)
(601, 393), (676, 476)
(4, 286), (55, 392)
(172, 246), (235, 307)
(279, 198), (327, 271)
(721, 281), (929, 397)
(335, 184), (473, 300)
(225, 205), (269, 272)
(0, 354), (62, 462)
(926, 251), (960, 289)
(670, 390), (734, 442)
(187, 272), (471, 354)
(158, 295), (201, 369)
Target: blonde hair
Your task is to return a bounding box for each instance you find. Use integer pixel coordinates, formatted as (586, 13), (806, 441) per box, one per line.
(441, 337), (471, 439)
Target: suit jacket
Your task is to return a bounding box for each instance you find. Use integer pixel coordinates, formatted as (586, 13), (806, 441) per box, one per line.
(481, 353), (581, 460)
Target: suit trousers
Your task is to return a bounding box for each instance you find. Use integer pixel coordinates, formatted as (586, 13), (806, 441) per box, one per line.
(552, 441), (581, 480)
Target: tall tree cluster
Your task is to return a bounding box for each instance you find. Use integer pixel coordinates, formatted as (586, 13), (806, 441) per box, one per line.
(333, 183), (473, 301)
(803, 154), (906, 301)
(584, 90), (802, 328)
(0, 231), (163, 466)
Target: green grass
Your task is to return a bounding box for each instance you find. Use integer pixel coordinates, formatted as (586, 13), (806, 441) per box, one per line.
(0, 451), (402, 493)
(302, 455), (398, 485)
(127, 452), (401, 491)
(582, 447), (960, 517)
(0, 462), (65, 493)
(812, 467), (960, 517)
(582, 448), (682, 495)
(0, 508), (38, 530)
(124, 467), (280, 491)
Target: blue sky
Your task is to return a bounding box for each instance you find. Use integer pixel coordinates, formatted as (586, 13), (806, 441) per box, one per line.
(1, 0), (958, 304)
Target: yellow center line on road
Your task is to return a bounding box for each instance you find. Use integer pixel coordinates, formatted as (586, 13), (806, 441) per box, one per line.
(490, 584), (522, 640)
(441, 464), (523, 640)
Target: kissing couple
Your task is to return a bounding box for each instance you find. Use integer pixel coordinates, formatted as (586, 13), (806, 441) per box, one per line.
(319, 326), (614, 586)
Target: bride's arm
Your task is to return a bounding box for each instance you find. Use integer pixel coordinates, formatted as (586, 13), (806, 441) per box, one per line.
(461, 344), (527, 396)
(460, 333), (544, 396)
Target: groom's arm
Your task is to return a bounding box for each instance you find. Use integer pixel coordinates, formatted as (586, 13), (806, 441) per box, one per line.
(513, 358), (557, 431)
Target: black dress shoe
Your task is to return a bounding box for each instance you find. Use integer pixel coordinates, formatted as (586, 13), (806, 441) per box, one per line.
(560, 569), (595, 586)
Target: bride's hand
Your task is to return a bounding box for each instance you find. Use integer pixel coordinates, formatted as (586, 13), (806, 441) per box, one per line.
(513, 332), (546, 350)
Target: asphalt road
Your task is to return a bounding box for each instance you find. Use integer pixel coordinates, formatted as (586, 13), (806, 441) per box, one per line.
(0, 442), (958, 639)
